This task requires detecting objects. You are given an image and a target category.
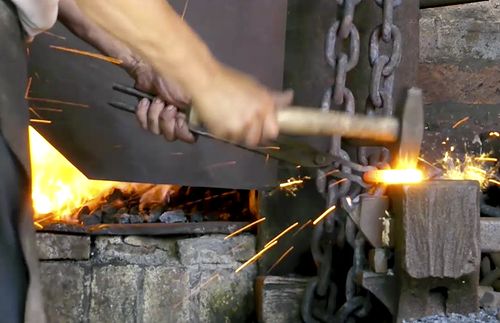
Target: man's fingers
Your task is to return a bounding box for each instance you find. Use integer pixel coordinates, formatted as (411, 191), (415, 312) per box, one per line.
(136, 98), (150, 129)
(175, 114), (196, 143)
(262, 112), (279, 143)
(244, 118), (263, 147)
(147, 98), (165, 135)
(159, 105), (178, 141)
(272, 89), (294, 109)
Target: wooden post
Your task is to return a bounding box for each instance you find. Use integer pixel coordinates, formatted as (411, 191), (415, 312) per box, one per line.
(389, 180), (481, 322)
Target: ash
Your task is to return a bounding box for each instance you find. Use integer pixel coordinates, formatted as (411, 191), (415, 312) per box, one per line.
(406, 309), (500, 323)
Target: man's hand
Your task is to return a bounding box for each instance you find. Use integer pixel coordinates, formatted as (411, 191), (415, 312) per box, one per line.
(193, 66), (293, 146)
(125, 58), (195, 143)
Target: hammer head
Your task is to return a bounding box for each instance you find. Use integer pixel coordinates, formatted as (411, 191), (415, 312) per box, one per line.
(393, 88), (424, 169)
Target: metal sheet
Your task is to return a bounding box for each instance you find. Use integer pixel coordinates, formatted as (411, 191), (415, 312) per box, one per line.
(28, 0), (288, 189)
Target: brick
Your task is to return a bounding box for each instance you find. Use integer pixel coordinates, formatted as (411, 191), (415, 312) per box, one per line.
(89, 265), (141, 323)
(141, 266), (190, 323)
(36, 233), (90, 260)
(40, 262), (88, 323)
(94, 236), (179, 266)
(177, 234), (255, 266)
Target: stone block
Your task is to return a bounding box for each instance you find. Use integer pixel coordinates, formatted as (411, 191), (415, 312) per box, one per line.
(177, 234), (255, 266)
(89, 265), (141, 323)
(255, 276), (308, 323)
(37, 233), (90, 260)
(40, 262), (88, 323)
(94, 236), (179, 266)
(420, 1), (500, 62)
(195, 264), (257, 323)
(141, 266), (190, 323)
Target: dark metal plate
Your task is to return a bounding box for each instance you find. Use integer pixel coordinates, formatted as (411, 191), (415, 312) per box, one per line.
(28, 0), (288, 189)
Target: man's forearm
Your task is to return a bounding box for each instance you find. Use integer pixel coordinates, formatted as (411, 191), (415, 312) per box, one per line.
(74, 0), (220, 97)
(58, 0), (136, 68)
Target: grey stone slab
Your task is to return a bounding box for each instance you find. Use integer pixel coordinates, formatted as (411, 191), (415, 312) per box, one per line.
(94, 236), (179, 266)
(177, 234), (255, 266)
(195, 264), (257, 323)
(40, 262), (88, 323)
(36, 233), (90, 260)
(89, 265), (141, 323)
(420, 1), (500, 62)
(141, 266), (190, 323)
(255, 276), (308, 323)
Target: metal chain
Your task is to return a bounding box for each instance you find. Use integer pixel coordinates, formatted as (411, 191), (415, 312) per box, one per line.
(304, 1), (361, 322)
(305, 1), (403, 322)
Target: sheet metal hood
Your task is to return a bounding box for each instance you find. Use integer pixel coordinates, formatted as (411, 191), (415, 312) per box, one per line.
(28, 0), (287, 190)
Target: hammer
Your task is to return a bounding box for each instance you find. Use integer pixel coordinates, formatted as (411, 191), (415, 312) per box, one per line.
(111, 85), (424, 167)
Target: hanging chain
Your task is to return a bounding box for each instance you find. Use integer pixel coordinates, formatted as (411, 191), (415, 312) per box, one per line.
(304, 1), (403, 322)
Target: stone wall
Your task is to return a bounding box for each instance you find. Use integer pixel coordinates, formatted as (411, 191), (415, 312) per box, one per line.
(36, 233), (256, 323)
(418, 0), (500, 160)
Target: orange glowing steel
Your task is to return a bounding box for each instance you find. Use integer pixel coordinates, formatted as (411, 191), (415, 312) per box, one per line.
(489, 131), (499, 137)
(225, 218), (266, 240)
(363, 169), (424, 185)
(235, 241), (277, 273)
(313, 205), (336, 225)
(29, 127), (116, 221)
(50, 45), (122, 64)
(452, 116), (469, 129)
(264, 222), (299, 247)
(24, 77), (32, 99)
(267, 246), (294, 273)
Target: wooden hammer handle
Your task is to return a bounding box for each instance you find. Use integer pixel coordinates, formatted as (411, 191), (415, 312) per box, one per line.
(277, 107), (399, 142)
(190, 107), (399, 142)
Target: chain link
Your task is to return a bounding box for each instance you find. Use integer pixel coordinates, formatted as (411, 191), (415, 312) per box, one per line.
(305, 1), (403, 322)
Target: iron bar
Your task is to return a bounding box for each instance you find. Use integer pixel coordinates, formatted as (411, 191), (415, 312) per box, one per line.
(420, 0), (488, 9)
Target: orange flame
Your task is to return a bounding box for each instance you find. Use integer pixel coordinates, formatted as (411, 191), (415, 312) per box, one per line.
(29, 127), (116, 222)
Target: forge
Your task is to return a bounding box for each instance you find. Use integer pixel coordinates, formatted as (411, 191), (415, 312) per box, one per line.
(26, 0), (499, 323)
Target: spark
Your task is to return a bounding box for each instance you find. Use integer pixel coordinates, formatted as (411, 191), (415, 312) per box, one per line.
(489, 179), (500, 186)
(475, 157), (498, 162)
(258, 146), (281, 150)
(292, 220), (312, 237)
(235, 241), (277, 273)
(30, 119), (52, 124)
(418, 157), (435, 167)
(318, 169), (340, 179)
(50, 45), (122, 64)
(206, 160), (237, 170)
(346, 196), (352, 207)
(452, 116), (469, 129)
(313, 205), (337, 225)
(267, 246), (295, 274)
(225, 217), (266, 240)
(29, 107), (43, 119)
(490, 131), (499, 137)
(33, 222), (43, 230)
(43, 31), (66, 40)
(26, 97), (89, 108)
(33, 107), (63, 112)
(181, 0), (190, 19)
(24, 77), (32, 99)
(173, 273), (220, 308)
(264, 222), (299, 247)
(280, 179), (303, 188)
(330, 178), (347, 187)
(265, 154), (270, 163)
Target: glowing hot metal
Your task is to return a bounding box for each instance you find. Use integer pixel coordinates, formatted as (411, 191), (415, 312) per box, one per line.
(363, 169), (424, 185)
